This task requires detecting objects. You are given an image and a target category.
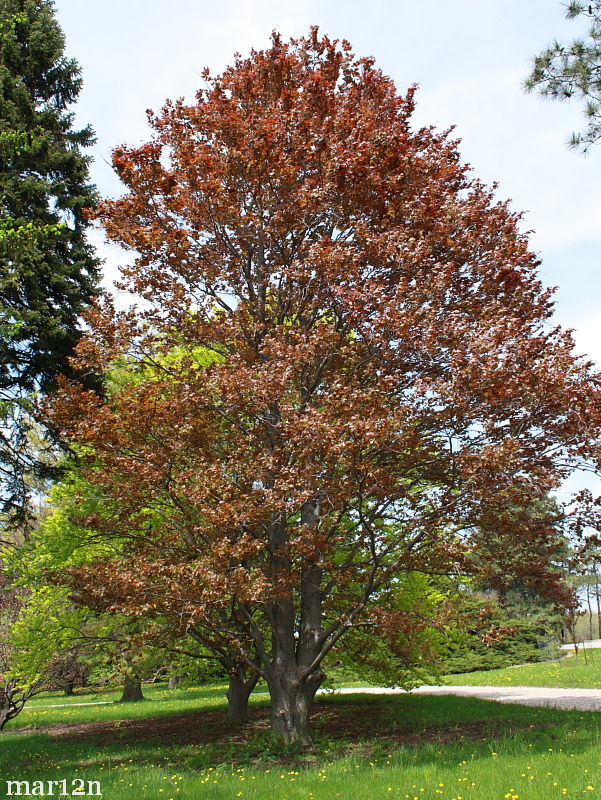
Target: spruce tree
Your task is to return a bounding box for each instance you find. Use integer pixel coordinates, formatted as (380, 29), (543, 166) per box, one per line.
(0, 0), (99, 517)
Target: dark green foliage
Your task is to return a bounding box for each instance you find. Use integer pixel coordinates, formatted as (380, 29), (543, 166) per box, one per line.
(441, 591), (562, 674)
(0, 0), (99, 516)
(526, 1), (601, 151)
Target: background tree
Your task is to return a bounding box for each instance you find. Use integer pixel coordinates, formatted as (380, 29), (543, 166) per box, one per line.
(50, 30), (601, 744)
(561, 490), (601, 641)
(16, 466), (259, 721)
(571, 545), (601, 640)
(46, 649), (89, 696)
(0, 0), (99, 518)
(440, 587), (564, 674)
(526, 1), (601, 151)
(332, 572), (455, 688)
(0, 576), (61, 730)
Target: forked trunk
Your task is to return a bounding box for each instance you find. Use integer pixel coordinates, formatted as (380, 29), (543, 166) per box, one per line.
(120, 674), (144, 702)
(226, 668), (259, 723)
(0, 683), (18, 731)
(268, 671), (324, 745)
(262, 507), (326, 744)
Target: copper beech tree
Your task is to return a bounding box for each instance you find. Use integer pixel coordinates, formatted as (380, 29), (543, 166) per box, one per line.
(48, 31), (601, 744)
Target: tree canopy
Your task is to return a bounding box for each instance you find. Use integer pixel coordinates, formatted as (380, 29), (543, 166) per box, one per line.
(47, 30), (601, 744)
(0, 0), (99, 517)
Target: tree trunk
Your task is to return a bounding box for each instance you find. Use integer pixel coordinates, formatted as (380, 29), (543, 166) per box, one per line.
(258, 504), (326, 744)
(120, 674), (144, 702)
(268, 670), (324, 745)
(168, 675), (183, 690)
(587, 583), (594, 640)
(0, 683), (18, 731)
(226, 668), (259, 723)
(0, 704), (10, 731)
(595, 565), (601, 640)
(64, 681), (75, 697)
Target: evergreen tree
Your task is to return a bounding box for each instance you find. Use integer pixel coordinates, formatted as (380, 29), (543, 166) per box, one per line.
(0, 0), (99, 517)
(526, 1), (601, 151)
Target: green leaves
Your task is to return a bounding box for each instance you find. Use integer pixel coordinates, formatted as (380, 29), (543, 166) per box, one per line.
(526, 1), (601, 151)
(7, 585), (83, 687)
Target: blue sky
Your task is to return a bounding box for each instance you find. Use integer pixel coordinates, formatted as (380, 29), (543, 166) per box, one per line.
(54, 0), (600, 368)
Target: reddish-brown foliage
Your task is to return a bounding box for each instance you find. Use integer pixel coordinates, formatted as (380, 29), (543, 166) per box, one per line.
(48, 30), (601, 742)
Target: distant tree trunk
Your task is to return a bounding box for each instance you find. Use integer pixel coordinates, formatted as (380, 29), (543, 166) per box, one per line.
(168, 674), (183, 690)
(595, 564), (601, 640)
(64, 681), (75, 697)
(120, 674), (144, 702)
(226, 667), (259, 723)
(587, 583), (594, 641)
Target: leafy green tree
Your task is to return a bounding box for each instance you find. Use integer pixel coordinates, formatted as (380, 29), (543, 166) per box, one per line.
(331, 572), (454, 689)
(526, 1), (601, 151)
(0, 579), (68, 730)
(0, 0), (99, 517)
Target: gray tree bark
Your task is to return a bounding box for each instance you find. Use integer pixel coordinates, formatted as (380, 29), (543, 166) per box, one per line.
(595, 563), (601, 640)
(226, 667), (259, 723)
(587, 582), (594, 641)
(268, 668), (324, 745)
(261, 503), (327, 744)
(120, 674), (144, 702)
(0, 703), (10, 731)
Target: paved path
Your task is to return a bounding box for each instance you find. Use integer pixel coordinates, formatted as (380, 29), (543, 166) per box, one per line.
(561, 639), (601, 650)
(27, 700), (114, 709)
(29, 683), (601, 713)
(328, 685), (601, 711)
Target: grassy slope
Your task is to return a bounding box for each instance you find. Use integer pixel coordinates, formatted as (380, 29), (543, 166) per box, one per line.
(1, 684), (601, 799)
(444, 652), (601, 689)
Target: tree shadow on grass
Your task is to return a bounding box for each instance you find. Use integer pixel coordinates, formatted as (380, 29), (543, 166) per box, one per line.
(7, 693), (596, 772)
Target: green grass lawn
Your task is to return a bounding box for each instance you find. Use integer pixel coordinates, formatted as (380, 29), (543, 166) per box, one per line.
(2, 683), (601, 799)
(14, 682), (269, 731)
(444, 652), (601, 689)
